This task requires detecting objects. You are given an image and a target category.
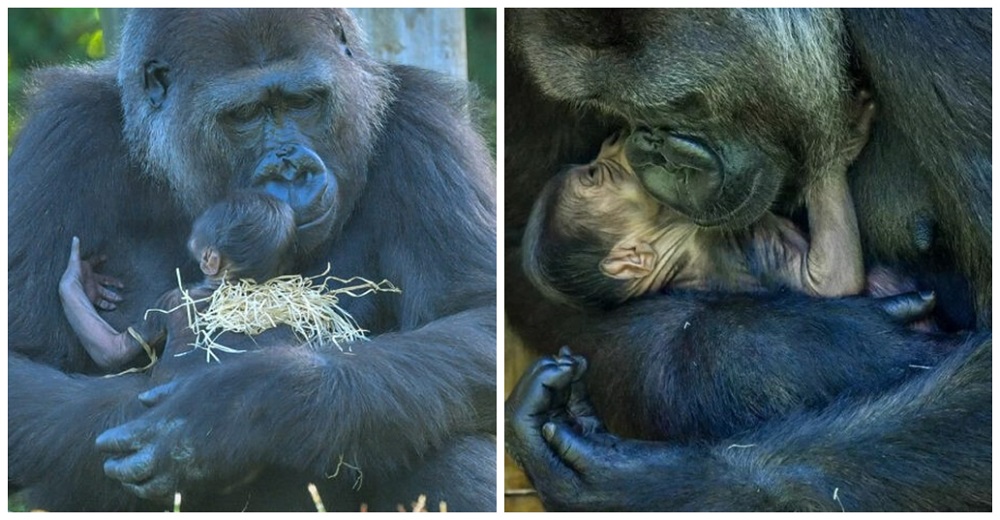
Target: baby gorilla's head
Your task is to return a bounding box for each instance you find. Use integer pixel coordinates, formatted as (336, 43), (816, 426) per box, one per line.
(523, 135), (663, 308)
(188, 191), (298, 283)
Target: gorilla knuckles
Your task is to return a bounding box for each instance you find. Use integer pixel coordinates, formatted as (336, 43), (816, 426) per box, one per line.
(510, 9), (858, 230)
(118, 9), (391, 254)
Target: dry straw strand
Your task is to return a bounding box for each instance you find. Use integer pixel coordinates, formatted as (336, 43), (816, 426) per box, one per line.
(153, 265), (400, 362)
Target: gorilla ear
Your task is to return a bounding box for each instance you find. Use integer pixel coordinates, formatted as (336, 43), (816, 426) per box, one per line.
(335, 18), (353, 58)
(143, 60), (170, 109)
(600, 242), (656, 280)
(200, 247), (222, 277)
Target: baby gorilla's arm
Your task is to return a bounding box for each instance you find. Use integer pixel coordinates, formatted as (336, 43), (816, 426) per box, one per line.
(59, 237), (138, 370)
(796, 98), (875, 297)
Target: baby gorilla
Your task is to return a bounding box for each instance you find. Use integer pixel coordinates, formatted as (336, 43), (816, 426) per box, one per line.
(59, 192), (297, 374)
(523, 99), (875, 308)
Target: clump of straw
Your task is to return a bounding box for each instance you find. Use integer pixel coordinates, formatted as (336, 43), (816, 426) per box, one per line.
(148, 264), (400, 363)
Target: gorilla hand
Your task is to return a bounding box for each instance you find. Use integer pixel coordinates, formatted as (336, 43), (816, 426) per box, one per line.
(95, 359), (285, 505)
(506, 347), (678, 511)
(60, 236), (125, 311)
(505, 347), (582, 460)
(876, 291), (936, 324)
(538, 423), (683, 512)
(96, 380), (210, 503)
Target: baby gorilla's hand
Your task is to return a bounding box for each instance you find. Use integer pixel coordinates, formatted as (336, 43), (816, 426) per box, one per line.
(59, 237), (125, 311)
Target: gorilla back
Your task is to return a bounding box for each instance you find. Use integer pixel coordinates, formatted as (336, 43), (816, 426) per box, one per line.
(9, 9), (496, 511)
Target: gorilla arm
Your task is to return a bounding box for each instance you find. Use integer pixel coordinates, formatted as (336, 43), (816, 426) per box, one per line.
(509, 337), (989, 511)
(59, 237), (142, 371)
(8, 355), (153, 511)
(786, 98), (874, 297)
(505, 285), (990, 511)
(97, 310), (496, 502)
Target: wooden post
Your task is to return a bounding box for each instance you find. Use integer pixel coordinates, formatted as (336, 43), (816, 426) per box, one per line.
(351, 9), (467, 80)
(98, 8), (124, 56)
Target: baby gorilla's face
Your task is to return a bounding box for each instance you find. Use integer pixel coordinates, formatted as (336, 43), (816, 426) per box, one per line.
(556, 134), (662, 230)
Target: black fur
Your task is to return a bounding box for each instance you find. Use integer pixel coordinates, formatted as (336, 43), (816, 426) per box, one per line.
(9, 9), (496, 512)
(505, 8), (990, 511)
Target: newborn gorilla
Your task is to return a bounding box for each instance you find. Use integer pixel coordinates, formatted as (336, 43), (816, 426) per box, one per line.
(60, 192), (298, 374)
(523, 94), (873, 308)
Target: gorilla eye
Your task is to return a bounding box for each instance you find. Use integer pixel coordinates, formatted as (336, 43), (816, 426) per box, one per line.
(578, 165), (601, 187)
(226, 104), (262, 125)
(286, 92), (321, 111)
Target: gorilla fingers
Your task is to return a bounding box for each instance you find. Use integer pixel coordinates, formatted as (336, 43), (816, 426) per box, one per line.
(60, 192), (297, 372)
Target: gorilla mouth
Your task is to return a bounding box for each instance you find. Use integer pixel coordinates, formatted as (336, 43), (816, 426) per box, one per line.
(297, 200), (337, 232)
(686, 168), (780, 230)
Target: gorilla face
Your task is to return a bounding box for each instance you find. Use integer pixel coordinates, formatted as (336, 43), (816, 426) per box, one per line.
(508, 8), (857, 229)
(118, 9), (392, 255)
(624, 127), (752, 228)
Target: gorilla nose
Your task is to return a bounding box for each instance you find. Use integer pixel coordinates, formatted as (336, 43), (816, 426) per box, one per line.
(252, 145), (330, 211)
(254, 145), (322, 183)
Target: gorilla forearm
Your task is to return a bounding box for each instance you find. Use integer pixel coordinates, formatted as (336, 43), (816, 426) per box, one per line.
(658, 340), (988, 511)
(98, 305), (496, 496)
(512, 340), (990, 511)
(8, 355), (150, 511)
(254, 306), (498, 473)
(508, 259), (959, 441)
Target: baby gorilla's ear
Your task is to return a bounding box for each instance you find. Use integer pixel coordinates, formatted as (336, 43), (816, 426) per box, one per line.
(200, 247), (222, 277)
(600, 241), (656, 280)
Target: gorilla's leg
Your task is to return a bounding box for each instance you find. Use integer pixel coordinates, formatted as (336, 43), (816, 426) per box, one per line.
(365, 433), (497, 512)
(8, 355), (152, 511)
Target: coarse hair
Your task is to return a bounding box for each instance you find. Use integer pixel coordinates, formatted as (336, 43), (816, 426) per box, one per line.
(189, 191), (297, 282)
(522, 169), (630, 309)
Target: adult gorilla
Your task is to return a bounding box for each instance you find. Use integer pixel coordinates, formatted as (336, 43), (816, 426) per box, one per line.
(505, 9), (990, 511)
(9, 9), (496, 512)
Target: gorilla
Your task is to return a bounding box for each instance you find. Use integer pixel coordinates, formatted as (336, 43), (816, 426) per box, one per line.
(504, 8), (990, 511)
(9, 9), (496, 512)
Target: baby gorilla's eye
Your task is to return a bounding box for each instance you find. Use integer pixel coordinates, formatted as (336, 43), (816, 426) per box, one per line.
(579, 164), (602, 187)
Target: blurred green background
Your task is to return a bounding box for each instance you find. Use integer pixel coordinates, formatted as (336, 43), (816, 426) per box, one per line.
(7, 8), (497, 153)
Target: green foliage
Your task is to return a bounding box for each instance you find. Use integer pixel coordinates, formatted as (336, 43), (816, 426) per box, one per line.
(8, 8), (105, 151)
(465, 8), (498, 155)
(8, 492), (28, 512)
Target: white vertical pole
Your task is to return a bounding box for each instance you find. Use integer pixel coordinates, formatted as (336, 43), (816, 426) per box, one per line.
(351, 8), (468, 81)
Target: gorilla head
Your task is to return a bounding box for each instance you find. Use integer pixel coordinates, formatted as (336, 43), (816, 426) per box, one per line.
(116, 9), (391, 255)
(508, 9), (859, 229)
